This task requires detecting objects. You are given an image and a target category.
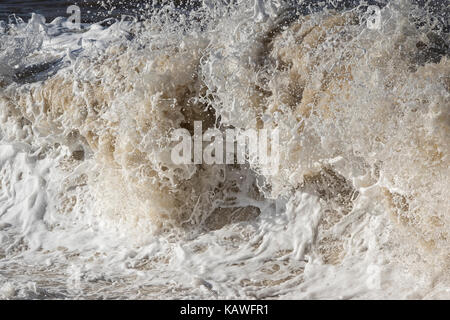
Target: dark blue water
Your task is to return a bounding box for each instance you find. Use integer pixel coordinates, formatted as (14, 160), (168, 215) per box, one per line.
(0, 0), (159, 23)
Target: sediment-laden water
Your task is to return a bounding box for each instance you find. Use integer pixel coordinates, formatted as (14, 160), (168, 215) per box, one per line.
(0, 0), (448, 299)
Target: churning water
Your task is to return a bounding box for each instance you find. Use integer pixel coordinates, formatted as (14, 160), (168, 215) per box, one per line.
(0, 0), (448, 299)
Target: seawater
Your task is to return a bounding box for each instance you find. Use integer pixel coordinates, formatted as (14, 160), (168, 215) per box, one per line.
(0, 0), (448, 299)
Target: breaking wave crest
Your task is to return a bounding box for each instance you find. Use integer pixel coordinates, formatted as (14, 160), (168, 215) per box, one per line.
(0, 0), (448, 299)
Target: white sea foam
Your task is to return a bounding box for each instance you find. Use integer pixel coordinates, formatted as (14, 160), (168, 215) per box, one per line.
(0, 0), (448, 299)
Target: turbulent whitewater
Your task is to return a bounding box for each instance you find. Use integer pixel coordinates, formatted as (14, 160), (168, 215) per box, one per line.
(0, 0), (448, 299)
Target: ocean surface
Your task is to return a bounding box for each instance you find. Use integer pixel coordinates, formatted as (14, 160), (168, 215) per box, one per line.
(0, 0), (159, 23)
(0, 0), (449, 299)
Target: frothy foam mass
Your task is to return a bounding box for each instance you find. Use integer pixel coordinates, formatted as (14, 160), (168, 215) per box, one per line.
(0, 0), (448, 299)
